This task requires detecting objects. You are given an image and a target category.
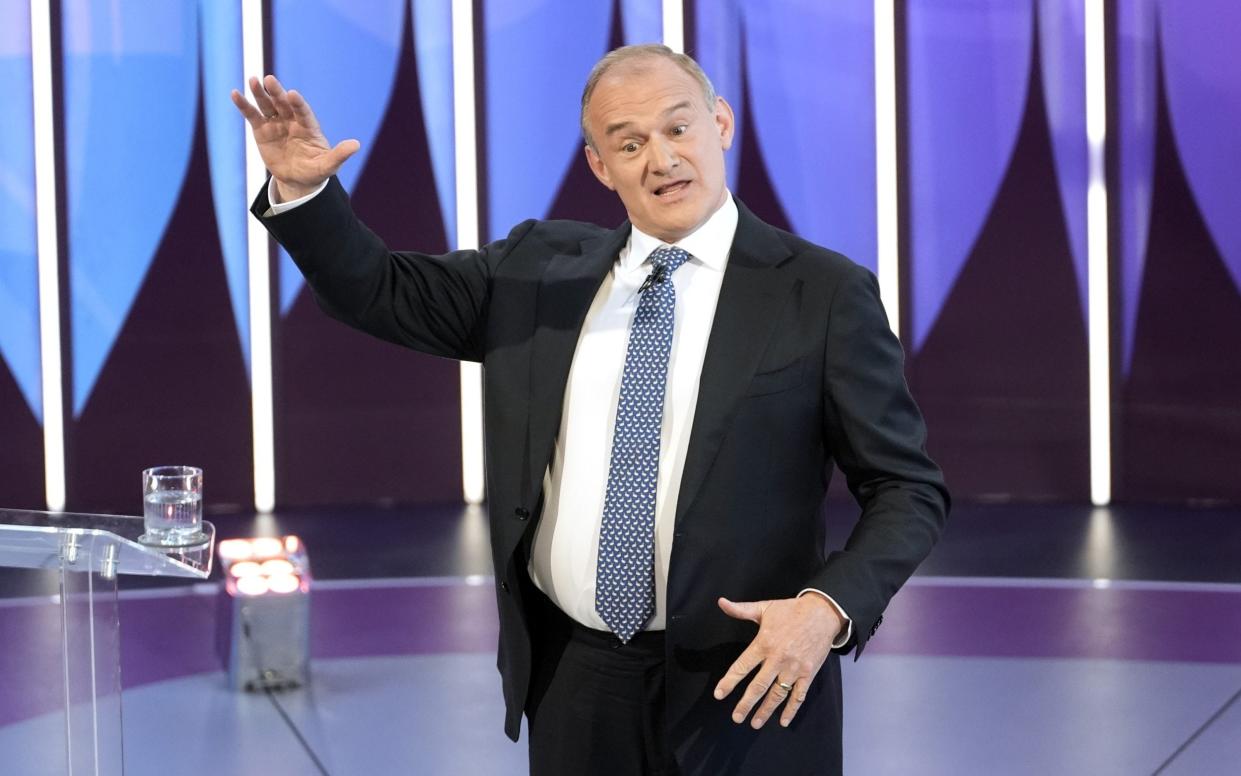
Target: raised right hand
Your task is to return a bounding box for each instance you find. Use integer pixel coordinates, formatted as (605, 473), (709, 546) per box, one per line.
(230, 74), (360, 202)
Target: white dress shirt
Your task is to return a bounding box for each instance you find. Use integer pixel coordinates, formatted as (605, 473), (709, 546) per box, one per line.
(266, 177), (328, 215)
(266, 180), (851, 646)
(527, 197), (736, 632)
(525, 196), (851, 647)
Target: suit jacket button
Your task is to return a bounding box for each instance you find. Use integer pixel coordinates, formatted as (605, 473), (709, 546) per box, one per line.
(500, 581), (510, 593)
(514, 507), (530, 520)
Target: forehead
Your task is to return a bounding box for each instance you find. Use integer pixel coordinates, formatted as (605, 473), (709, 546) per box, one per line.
(587, 58), (707, 124)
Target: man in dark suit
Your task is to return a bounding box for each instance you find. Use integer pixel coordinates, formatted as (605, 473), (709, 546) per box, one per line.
(232, 44), (947, 776)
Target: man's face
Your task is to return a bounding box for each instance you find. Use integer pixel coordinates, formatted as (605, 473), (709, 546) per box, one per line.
(584, 57), (735, 244)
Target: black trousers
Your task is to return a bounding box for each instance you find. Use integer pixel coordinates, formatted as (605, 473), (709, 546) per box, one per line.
(525, 591), (680, 776)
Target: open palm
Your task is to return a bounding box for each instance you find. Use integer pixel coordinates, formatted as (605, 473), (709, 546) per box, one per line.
(230, 74), (359, 200)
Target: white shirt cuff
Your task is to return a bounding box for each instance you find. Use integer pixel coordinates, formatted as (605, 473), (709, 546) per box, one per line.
(264, 177), (330, 217)
(797, 588), (854, 649)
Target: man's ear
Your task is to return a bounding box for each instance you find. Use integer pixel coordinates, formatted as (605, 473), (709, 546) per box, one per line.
(585, 144), (615, 190)
(714, 96), (736, 152)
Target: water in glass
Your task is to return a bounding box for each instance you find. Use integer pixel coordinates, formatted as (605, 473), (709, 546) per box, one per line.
(143, 489), (202, 543)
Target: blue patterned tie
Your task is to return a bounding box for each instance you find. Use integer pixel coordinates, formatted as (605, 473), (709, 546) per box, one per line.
(596, 245), (691, 642)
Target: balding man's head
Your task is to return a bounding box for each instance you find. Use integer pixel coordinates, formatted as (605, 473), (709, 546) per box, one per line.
(580, 47), (734, 243)
(580, 44), (717, 151)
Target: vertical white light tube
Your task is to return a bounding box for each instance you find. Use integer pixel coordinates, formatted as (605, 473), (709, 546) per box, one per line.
(242, 0), (276, 512)
(874, 0), (900, 338)
(663, 0), (684, 53)
(1087, 0), (1116, 506)
(453, 0), (485, 505)
(458, 361), (485, 505)
(1085, 0), (1111, 506)
(1082, 0), (1111, 506)
(31, 0), (65, 511)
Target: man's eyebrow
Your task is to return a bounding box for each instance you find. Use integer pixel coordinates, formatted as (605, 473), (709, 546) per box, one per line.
(604, 100), (695, 137)
(662, 100), (693, 118)
(604, 119), (634, 137)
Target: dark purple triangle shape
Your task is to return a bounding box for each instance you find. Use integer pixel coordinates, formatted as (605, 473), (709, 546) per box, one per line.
(909, 18), (1090, 501)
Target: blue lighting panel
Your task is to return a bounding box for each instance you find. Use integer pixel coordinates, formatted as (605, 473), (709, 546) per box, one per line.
(906, 0), (1034, 351)
(695, 1), (877, 271)
(412, 0), (458, 248)
(1119, 0), (1241, 373)
(906, 0), (1091, 352)
(272, 0), (457, 314)
(483, 0), (614, 240)
(0, 1), (41, 422)
(201, 0), (252, 370)
(743, 0), (877, 270)
(62, 0), (199, 415)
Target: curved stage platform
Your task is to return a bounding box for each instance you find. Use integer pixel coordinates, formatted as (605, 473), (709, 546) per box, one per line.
(1, 503), (1238, 775)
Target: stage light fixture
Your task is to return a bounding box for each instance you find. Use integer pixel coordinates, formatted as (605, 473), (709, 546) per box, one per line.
(217, 535), (311, 691)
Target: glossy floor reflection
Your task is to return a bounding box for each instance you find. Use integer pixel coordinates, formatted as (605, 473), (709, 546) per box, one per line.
(0, 503), (1238, 775)
(0, 575), (1238, 775)
(2, 649), (1238, 776)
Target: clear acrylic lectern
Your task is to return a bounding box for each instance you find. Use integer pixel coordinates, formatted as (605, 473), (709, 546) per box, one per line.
(0, 508), (214, 776)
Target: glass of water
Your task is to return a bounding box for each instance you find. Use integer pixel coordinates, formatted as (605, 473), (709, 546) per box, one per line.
(140, 466), (207, 546)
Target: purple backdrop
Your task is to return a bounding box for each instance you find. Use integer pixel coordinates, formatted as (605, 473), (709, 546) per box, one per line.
(4, 2), (1241, 509)
(271, 1), (461, 507)
(1114, 0), (1241, 503)
(902, 0), (1090, 501)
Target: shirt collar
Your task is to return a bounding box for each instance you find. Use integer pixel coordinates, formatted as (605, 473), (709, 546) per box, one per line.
(620, 192), (738, 273)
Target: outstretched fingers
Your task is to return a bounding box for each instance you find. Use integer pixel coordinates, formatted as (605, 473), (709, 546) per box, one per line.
(229, 88), (266, 127)
(714, 641), (761, 703)
(713, 595), (837, 730)
(262, 74), (297, 119)
(748, 671), (802, 729)
(233, 74), (359, 189)
(734, 664), (780, 726)
(285, 88), (331, 138)
(725, 660), (805, 730)
(778, 679), (809, 728)
(248, 76), (278, 118)
(285, 89), (314, 120)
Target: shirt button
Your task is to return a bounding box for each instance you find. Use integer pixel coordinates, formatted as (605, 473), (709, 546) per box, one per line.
(514, 507), (530, 520)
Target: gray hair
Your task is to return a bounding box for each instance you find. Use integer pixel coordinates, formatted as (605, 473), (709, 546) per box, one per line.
(580, 44), (718, 150)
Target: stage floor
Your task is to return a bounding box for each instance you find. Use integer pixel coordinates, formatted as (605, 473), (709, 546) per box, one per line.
(0, 502), (1238, 774)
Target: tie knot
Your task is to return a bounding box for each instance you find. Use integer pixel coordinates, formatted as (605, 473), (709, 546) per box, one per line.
(648, 246), (691, 275)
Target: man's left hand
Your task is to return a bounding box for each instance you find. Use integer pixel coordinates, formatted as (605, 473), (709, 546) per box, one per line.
(713, 595), (843, 729)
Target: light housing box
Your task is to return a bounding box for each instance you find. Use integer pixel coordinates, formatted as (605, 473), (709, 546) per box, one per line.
(215, 536), (312, 691)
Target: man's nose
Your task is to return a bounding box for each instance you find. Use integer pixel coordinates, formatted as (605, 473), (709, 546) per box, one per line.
(648, 138), (679, 173)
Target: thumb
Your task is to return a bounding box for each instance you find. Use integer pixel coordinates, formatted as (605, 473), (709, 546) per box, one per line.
(718, 597), (767, 624)
(328, 138), (361, 169)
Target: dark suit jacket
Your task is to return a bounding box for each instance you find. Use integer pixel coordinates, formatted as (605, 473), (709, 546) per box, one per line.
(254, 177), (948, 775)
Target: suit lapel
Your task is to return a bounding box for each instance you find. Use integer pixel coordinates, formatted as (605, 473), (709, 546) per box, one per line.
(525, 223), (631, 501)
(674, 201), (795, 526)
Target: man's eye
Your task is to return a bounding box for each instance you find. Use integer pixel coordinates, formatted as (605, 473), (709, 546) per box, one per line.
(623, 143), (639, 153)
(671, 125), (687, 136)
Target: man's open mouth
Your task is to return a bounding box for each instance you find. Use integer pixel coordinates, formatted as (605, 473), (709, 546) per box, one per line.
(654, 180), (690, 197)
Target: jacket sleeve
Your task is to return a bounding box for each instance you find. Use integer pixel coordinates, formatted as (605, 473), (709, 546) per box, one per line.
(250, 175), (535, 363)
(807, 263), (950, 658)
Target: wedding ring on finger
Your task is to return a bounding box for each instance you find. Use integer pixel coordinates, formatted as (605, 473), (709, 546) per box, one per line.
(776, 681), (794, 694)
